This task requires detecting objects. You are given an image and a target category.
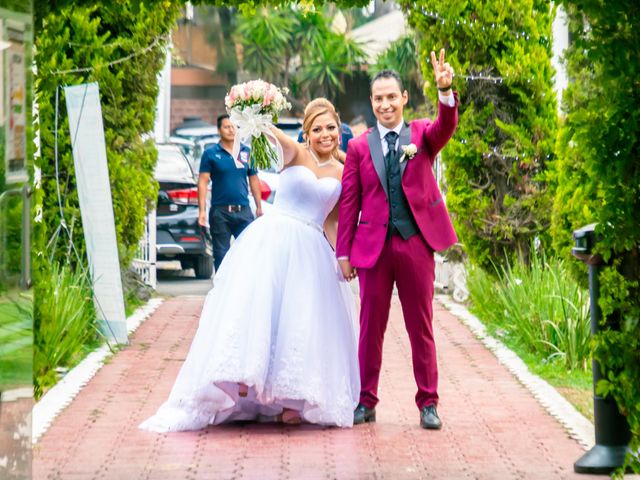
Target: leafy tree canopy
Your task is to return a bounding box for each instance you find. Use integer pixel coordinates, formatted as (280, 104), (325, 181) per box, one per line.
(553, 1), (640, 472)
(397, 0), (558, 271)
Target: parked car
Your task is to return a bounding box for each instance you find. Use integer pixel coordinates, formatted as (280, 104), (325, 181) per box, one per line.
(168, 136), (196, 167)
(154, 144), (213, 279)
(172, 116), (219, 142)
(193, 137), (220, 173)
(275, 117), (303, 140)
(256, 169), (279, 204)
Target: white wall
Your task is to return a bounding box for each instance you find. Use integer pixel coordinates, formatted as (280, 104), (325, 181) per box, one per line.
(154, 44), (172, 143)
(552, 4), (570, 113)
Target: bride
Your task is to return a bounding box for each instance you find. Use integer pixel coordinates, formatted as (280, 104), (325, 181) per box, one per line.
(139, 98), (360, 431)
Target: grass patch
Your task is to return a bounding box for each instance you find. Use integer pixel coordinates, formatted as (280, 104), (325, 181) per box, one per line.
(494, 333), (594, 421)
(34, 264), (100, 399)
(466, 252), (594, 421)
(0, 292), (32, 390)
(125, 291), (145, 317)
(33, 264), (155, 399)
(123, 267), (154, 317)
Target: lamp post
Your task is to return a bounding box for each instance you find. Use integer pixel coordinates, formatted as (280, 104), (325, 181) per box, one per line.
(571, 224), (631, 474)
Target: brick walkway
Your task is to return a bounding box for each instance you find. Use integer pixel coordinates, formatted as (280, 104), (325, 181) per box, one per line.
(0, 394), (32, 478)
(33, 295), (599, 479)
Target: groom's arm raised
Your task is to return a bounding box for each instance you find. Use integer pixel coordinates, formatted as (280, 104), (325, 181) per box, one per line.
(422, 49), (458, 159)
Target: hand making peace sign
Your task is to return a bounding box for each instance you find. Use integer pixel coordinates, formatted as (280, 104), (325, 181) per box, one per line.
(430, 48), (454, 90)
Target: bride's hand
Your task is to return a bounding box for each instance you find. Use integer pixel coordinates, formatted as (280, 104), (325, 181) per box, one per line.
(339, 258), (357, 281)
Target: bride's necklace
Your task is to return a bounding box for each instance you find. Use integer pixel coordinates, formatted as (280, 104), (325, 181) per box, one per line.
(308, 146), (335, 167)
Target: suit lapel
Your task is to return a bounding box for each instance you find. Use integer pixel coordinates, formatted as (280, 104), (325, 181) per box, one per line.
(367, 127), (388, 197)
(399, 121), (412, 177)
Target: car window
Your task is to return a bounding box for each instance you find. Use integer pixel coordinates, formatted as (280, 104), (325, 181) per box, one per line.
(155, 147), (194, 180)
(275, 120), (302, 141)
(176, 144), (194, 157)
(173, 127), (219, 141)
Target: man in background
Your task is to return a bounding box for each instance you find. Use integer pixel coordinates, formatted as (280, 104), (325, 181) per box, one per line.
(349, 115), (368, 138)
(198, 114), (263, 272)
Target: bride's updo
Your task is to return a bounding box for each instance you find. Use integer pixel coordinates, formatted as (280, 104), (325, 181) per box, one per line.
(302, 98), (341, 156)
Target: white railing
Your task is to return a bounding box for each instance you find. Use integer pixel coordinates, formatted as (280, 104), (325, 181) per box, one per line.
(132, 210), (157, 289)
(434, 253), (452, 292)
(434, 253), (468, 303)
(433, 154), (469, 303)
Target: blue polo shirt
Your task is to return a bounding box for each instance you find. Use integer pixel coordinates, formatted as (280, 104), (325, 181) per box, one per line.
(199, 143), (257, 206)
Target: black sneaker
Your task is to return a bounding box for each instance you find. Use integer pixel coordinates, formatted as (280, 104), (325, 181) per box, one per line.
(420, 405), (442, 430)
(353, 403), (376, 425)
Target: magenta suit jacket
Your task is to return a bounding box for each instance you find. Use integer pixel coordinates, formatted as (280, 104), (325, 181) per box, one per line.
(336, 95), (459, 269)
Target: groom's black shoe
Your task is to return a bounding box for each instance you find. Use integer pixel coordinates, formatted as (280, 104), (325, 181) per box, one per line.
(353, 403), (376, 425)
(420, 405), (442, 430)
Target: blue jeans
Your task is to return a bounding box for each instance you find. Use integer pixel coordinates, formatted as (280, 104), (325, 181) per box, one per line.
(209, 205), (254, 271)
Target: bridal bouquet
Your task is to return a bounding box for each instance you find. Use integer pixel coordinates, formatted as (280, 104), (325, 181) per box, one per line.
(225, 80), (291, 170)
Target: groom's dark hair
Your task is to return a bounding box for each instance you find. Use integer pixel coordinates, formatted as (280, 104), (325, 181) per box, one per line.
(371, 70), (404, 92)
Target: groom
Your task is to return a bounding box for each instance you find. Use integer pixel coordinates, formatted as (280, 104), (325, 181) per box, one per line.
(336, 49), (458, 429)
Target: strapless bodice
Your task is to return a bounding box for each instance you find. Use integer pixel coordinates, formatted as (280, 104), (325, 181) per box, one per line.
(272, 165), (341, 229)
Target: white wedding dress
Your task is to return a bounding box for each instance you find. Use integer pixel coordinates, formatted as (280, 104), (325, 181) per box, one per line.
(139, 165), (360, 431)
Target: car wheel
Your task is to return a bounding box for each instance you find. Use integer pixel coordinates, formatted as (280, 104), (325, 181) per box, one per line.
(194, 255), (214, 279)
(180, 259), (194, 271)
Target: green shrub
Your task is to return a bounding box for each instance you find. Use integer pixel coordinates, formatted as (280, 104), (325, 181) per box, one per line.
(33, 1), (182, 272)
(552, 1), (640, 472)
(397, 0), (558, 271)
(33, 263), (98, 399)
(372, 33), (425, 107)
(32, 1), (183, 381)
(467, 251), (591, 372)
(0, 295), (32, 390)
(0, 196), (24, 287)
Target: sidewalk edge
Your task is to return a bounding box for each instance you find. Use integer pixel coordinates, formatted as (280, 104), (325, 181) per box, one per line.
(436, 294), (594, 451)
(31, 297), (164, 444)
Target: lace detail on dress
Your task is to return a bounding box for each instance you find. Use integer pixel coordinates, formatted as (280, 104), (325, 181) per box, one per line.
(139, 163), (359, 432)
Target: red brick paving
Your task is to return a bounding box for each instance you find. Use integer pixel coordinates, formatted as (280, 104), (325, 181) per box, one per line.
(0, 396), (32, 478)
(32, 296), (599, 479)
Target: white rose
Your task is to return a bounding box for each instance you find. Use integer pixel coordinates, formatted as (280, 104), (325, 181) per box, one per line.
(399, 143), (418, 163)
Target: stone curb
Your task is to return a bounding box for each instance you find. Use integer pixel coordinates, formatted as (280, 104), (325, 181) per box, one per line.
(436, 294), (595, 451)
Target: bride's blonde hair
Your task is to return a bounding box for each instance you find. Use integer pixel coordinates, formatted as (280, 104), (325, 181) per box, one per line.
(302, 98), (341, 158)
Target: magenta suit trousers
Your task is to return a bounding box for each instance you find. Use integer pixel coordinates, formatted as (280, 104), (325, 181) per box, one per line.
(357, 233), (437, 410)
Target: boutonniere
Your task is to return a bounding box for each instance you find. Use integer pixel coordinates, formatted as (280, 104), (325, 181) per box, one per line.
(399, 144), (418, 164)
